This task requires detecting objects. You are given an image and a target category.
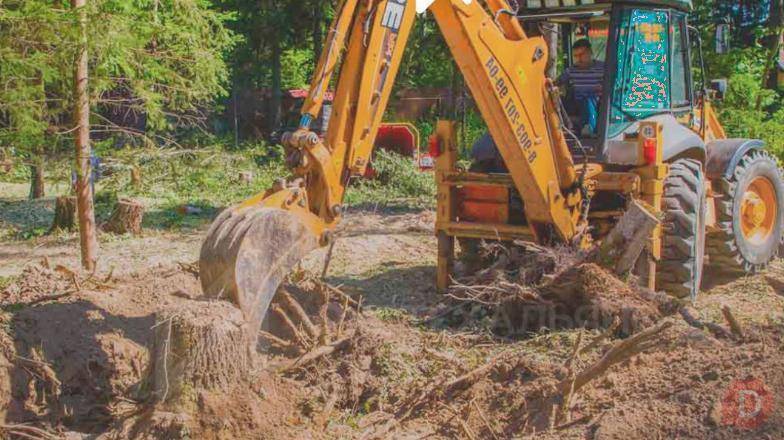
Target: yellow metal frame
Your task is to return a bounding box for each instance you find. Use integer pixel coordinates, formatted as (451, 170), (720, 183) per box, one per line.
(232, 0), (672, 293)
(260, 0), (585, 243)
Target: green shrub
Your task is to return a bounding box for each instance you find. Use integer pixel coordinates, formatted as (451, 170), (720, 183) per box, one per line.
(345, 149), (435, 209)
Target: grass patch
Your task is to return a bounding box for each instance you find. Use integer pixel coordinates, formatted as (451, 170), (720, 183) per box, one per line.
(371, 307), (413, 324)
(344, 150), (435, 211)
(2, 143), (437, 238)
(0, 275), (16, 291)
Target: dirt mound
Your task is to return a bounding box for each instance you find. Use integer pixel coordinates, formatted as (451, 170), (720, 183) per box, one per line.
(447, 242), (663, 337)
(539, 263), (661, 334)
(0, 261), (324, 439)
(105, 374), (312, 440)
(1, 264), (73, 304)
(1, 218), (783, 439)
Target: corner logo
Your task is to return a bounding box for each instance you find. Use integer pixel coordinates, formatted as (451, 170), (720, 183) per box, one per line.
(721, 377), (774, 430)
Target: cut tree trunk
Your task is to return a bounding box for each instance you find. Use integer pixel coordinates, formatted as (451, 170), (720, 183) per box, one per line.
(238, 171), (253, 184)
(149, 300), (255, 405)
(50, 196), (78, 232)
(73, 0), (98, 271)
(104, 198), (144, 235)
(29, 165), (45, 199)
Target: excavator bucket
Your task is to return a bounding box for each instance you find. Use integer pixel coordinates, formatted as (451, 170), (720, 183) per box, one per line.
(199, 204), (322, 332)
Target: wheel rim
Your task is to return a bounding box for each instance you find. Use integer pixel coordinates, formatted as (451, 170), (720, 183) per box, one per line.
(740, 176), (778, 246)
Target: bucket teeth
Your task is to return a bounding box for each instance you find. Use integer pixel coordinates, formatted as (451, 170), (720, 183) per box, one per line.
(199, 207), (321, 336)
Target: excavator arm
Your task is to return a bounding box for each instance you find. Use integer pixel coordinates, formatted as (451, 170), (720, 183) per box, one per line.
(199, 0), (585, 333)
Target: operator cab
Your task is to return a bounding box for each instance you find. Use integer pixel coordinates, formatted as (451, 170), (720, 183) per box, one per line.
(520, 0), (701, 165)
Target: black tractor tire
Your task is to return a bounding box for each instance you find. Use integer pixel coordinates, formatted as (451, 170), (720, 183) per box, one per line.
(657, 159), (708, 299)
(706, 150), (784, 274)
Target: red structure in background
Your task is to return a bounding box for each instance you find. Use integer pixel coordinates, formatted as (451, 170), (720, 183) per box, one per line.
(226, 88), (458, 174)
(364, 123), (422, 177)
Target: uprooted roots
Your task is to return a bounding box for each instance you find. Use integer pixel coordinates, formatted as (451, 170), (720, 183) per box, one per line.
(260, 269), (360, 368)
(448, 241), (664, 337)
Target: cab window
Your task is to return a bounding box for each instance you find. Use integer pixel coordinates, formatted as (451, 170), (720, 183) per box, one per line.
(609, 8), (671, 137)
(671, 12), (691, 109)
(570, 20), (609, 64)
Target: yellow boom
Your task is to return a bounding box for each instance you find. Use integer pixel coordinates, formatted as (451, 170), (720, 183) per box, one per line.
(199, 0), (586, 334)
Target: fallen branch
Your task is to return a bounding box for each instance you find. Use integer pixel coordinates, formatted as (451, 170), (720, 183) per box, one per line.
(322, 282), (360, 309)
(54, 264), (81, 291)
(437, 401), (477, 440)
(444, 350), (510, 395)
(279, 289), (320, 340)
(177, 261), (199, 278)
(678, 307), (732, 339)
(276, 332), (355, 373)
(0, 423), (62, 440)
(336, 295), (349, 339)
(21, 290), (77, 307)
(472, 398), (500, 440)
(577, 316), (621, 357)
(271, 304), (312, 348)
(259, 330), (298, 351)
(557, 320), (674, 395)
(555, 414), (592, 431)
(321, 240), (336, 279)
(721, 305), (744, 340)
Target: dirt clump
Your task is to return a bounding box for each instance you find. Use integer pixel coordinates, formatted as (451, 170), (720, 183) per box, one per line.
(1, 263), (73, 305)
(447, 242), (663, 337)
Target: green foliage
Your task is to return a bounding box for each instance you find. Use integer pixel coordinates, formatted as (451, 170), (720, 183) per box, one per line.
(94, 143), (288, 229)
(0, 0), (236, 159)
(397, 14), (455, 88)
(460, 108), (487, 158)
(372, 307), (413, 323)
(280, 48), (315, 90)
(703, 46), (784, 157)
(0, 276), (16, 291)
(345, 149), (435, 209)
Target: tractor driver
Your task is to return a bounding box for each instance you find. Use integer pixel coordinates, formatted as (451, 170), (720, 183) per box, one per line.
(557, 38), (605, 137)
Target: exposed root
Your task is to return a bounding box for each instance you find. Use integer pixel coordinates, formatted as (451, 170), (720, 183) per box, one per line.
(0, 423), (63, 440)
(557, 320), (674, 396)
(446, 240), (662, 336)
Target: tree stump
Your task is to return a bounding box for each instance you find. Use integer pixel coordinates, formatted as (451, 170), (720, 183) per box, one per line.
(130, 166), (142, 189)
(238, 171), (253, 184)
(104, 198), (144, 235)
(149, 301), (254, 405)
(0, 158), (11, 174)
(50, 196), (78, 232)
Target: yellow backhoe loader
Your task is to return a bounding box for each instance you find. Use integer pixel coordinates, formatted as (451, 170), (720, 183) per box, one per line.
(199, 0), (784, 338)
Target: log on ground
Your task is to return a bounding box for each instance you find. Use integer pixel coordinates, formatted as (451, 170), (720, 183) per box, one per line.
(104, 198), (145, 235)
(149, 300), (255, 405)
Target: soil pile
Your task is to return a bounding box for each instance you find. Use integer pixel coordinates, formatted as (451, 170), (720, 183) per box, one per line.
(0, 240), (782, 439)
(446, 241), (664, 337)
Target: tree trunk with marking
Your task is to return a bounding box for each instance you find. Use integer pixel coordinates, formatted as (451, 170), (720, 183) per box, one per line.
(596, 200), (660, 275)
